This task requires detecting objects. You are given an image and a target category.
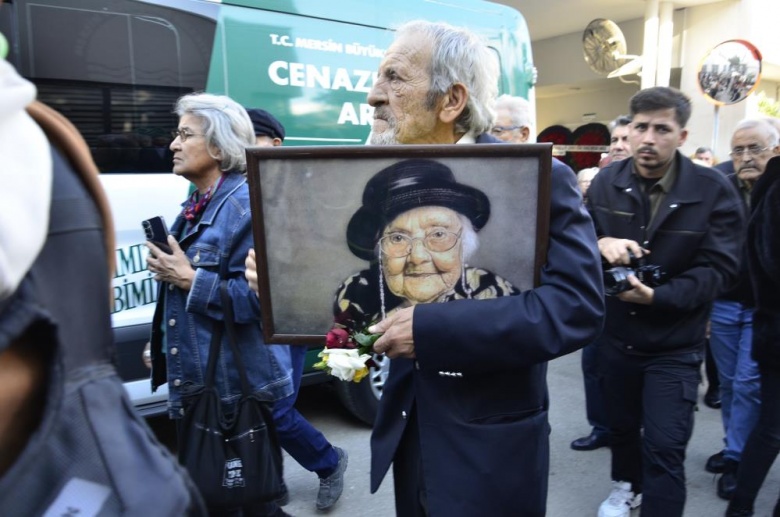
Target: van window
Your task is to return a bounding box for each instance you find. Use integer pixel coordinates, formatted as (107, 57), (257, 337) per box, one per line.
(2, 0), (217, 173)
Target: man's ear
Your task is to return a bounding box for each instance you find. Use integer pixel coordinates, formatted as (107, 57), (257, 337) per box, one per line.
(272, 138), (283, 147)
(438, 83), (469, 125)
(678, 128), (689, 147)
(520, 126), (531, 143)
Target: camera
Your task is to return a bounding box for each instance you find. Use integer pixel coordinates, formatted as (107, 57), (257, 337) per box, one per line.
(603, 252), (666, 296)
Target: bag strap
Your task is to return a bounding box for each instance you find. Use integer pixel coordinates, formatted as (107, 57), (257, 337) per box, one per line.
(219, 282), (253, 396)
(204, 318), (224, 390)
(203, 282), (252, 396)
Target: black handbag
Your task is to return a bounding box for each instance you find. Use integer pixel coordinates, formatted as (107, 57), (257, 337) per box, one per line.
(178, 282), (283, 509)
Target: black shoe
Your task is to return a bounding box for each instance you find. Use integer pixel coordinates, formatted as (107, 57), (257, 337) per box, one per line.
(276, 480), (290, 506)
(718, 460), (739, 500)
(726, 501), (754, 516)
(706, 450), (727, 473)
(704, 386), (722, 409)
(570, 431), (609, 451)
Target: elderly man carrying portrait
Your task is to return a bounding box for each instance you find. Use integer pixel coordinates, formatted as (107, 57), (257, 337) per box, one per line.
(363, 20), (604, 516)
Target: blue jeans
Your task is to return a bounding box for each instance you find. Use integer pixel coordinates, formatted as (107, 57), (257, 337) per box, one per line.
(581, 341), (608, 435)
(710, 300), (761, 461)
(272, 345), (339, 478)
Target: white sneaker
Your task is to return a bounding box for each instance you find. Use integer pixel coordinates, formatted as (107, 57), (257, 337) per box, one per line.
(597, 480), (642, 517)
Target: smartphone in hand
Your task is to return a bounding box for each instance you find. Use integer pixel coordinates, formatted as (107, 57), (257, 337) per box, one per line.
(142, 216), (172, 254)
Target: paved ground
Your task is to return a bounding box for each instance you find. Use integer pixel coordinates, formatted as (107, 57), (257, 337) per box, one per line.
(172, 350), (780, 516)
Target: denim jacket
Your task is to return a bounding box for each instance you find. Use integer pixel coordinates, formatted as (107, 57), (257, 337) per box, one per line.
(150, 172), (293, 418)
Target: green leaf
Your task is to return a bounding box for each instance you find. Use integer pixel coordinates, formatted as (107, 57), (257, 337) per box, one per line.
(353, 331), (382, 348)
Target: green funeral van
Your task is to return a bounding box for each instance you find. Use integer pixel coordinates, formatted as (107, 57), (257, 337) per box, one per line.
(0, 0), (536, 424)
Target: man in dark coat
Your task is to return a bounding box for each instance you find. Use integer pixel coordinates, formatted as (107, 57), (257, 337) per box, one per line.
(704, 119), (779, 500)
(587, 87), (744, 517)
(365, 20), (605, 516)
(727, 155), (780, 517)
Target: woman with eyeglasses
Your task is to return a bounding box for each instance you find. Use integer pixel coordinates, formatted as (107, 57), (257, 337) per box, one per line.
(145, 93), (293, 516)
(332, 159), (519, 336)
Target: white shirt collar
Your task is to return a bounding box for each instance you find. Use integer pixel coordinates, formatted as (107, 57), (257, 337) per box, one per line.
(456, 132), (476, 144)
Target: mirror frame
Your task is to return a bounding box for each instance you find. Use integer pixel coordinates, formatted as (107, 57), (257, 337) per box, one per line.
(697, 39), (763, 106)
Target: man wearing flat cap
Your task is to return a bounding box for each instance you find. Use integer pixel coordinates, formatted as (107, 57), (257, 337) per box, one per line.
(335, 159), (519, 334)
(361, 20), (604, 517)
(246, 108), (285, 147)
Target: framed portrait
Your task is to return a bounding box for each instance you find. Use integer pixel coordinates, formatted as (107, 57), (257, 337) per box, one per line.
(246, 144), (552, 344)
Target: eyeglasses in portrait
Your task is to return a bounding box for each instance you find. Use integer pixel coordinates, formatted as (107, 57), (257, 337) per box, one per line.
(246, 144), (552, 344)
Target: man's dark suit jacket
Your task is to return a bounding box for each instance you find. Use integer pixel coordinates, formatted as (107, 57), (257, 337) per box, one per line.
(370, 134), (605, 516)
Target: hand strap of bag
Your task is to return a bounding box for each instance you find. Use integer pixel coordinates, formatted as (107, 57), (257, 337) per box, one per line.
(203, 281), (253, 396)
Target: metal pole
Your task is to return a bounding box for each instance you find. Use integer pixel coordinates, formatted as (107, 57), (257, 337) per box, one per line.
(712, 104), (720, 152)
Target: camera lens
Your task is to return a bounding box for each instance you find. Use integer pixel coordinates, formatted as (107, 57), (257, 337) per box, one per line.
(603, 267), (633, 296)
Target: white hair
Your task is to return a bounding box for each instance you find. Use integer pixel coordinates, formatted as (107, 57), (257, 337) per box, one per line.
(732, 118), (780, 148)
(396, 20), (499, 135)
(577, 167), (600, 182)
(174, 93), (255, 172)
(459, 214), (480, 261)
(494, 95), (532, 129)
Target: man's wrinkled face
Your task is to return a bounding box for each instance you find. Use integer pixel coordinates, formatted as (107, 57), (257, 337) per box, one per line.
(367, 33), (440, 145)
(731, 127), (779, 185)
(609, 125), (631, 161)
(381, 206), (463, 305)
(492, 108), (529, 143)
(629, 108), (687, 178)
(695, 150), (714, 167)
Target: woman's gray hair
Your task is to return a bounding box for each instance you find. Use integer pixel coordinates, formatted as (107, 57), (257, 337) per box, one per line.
(396, 20), (499, 136)
(174, 93), (255, 172)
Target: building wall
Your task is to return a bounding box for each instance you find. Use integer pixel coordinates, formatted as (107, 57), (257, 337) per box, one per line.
(531, 0), (779, 163)
(538, 84), (638, 131)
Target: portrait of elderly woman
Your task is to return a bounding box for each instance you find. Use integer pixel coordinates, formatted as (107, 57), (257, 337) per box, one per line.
(333, 159), (520, 332)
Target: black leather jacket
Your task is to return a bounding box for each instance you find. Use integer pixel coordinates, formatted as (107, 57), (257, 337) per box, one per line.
(587, 152), (744, 354)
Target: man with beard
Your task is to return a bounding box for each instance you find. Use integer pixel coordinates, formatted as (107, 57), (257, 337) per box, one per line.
(587, 87), (744, 517)
(364, 20), (604, 517)
(704, 118), (779, 501)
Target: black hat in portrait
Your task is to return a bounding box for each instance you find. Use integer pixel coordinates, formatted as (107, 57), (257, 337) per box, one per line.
(346, 159), (491, 261)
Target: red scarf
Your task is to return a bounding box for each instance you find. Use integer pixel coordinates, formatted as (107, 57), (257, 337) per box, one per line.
(182, 175), (225, 223)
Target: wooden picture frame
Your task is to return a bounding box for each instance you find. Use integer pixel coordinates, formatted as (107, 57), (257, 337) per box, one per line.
(246, 144), (552, 344)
